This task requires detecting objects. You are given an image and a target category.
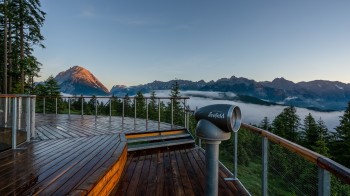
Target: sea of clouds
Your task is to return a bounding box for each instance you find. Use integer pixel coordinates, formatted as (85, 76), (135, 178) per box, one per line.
(146, 90), (343, 131)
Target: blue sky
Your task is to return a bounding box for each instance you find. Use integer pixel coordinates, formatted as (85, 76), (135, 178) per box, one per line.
(34, 0), (350, 89)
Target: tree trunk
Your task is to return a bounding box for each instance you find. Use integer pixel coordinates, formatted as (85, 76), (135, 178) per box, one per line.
(3, 0), (8, 94)
(8, 16), (12, 93)
(20, 0), (25, 93)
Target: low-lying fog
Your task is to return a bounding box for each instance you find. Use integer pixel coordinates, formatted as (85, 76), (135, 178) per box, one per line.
(147, 90), (344, 131)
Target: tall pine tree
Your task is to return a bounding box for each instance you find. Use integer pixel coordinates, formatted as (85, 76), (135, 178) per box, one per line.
(272, 106), (300, 143)
(333, 102), (350, 167)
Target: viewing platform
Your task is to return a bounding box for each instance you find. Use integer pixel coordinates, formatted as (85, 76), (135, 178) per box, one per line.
(0, 95), (349, 195)
(0, 114), (248, 195)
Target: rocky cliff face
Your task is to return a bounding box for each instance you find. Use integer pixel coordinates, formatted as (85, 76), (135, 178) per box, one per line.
(55, 66), (109, 95)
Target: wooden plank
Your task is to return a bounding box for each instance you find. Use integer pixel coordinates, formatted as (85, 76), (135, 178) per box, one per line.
(87, 146), (127, 196)
(169, 150), (185, 196)
(36, 126), (66, 140)
(1, 137), (91, 195)
(0, 138), (76, 174)
(114, 152), (138, 195)
(73, 138), (126, 192)
(179, 148), (204, 195)
(163, 150), (175, 195)
(19, 135), (114, 195)
(155, 149), (165, 196)
(126, 132), (161, 139)
(44, 135), (123, 194)
(125, 150), (146, 195)
(135, 152), (152, 195)
(160, 130), (186, 135)
(174, 149), (195, 196)
(127, 138), (194, 152)
(145, 152), (159, 196)
(127, 133), (190, 143)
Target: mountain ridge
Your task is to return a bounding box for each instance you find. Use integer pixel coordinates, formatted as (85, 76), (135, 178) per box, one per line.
(52, 66), (350, 111)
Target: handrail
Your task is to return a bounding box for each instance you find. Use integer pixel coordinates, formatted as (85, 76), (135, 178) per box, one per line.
(0, 94), (36, 98)
(35, 95), (190, 99)
(241, 123), (350, 184)
(36, 95), (190, 129)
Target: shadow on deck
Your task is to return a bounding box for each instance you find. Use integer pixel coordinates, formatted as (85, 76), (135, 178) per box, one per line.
(0, 114), (248, 195)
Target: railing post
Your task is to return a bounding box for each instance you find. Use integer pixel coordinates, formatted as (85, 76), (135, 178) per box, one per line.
(18, 97), (22, 129)
(134, 97), (136, 130)
(95, 98), (97, 118)
(171, 98), (174, 127)
(122, 98), (125, 126)
(4, 97), (8, 127)
(26, 97), (31, 142)
(55, 97), (58, 115)
(12, 97), (17, 149)
(81, 95), (84, 117)
(158, 98), (160, 130)
(224, 131), (238, 181)
(30, 96), (36, 138)
(262, 136), (268, 196)
(43, 97), (45, 115)
(318, 167), (330, 196)
(109, 98), (112, 120)
(234, 131), (238, 179)
(146, 98), (148, 130)
(68, 98), (71, 116)
(184, 99), (186, 128)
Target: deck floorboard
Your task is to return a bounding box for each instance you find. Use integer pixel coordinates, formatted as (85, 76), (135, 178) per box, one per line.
(115, 146), (249, 196)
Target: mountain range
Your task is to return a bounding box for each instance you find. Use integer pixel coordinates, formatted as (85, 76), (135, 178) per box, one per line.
(53, 66), (350, 111)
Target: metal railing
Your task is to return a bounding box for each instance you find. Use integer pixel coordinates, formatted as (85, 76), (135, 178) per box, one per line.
(36, 95), (190, 130)
(186, 110), (350, 195)
(0, 94), (36, 151)
(237, 123), (350, 196)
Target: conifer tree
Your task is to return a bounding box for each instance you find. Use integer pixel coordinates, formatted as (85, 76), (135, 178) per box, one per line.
(259, 116), (271, 131)
(302, 113), (318, 149)
(333, 102), (350, 167)
(135, 91), (146, 118)
(148, 91), (158, 120)
(272, 106), (300, 142)
(168, 81), (183, 125)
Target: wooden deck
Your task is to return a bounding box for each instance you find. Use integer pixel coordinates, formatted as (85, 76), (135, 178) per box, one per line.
(0, 134), (127, 195)
(35, 114), (183, 140)
(0, 114), (249, 195)
(113, 146), (248, 196)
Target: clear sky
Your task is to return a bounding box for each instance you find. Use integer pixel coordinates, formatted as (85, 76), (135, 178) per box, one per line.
(34, 0), (350, 90)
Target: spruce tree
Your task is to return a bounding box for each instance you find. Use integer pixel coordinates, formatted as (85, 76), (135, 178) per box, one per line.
(259, 116), (271, 131)
(272, 106), (300, 143)
(148, 91), (158, 120)
(302, 113), (318, 149)
(168, 81), (183, 125)
(135, 91), (146, 118)
(333, 102), (350, 167)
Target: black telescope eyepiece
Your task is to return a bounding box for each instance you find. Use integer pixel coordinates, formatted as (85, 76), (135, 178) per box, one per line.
(195, 104), (241, 132)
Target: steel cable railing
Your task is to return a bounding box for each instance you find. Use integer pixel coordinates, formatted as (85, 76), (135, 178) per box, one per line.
(36, 95), (190, 131)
